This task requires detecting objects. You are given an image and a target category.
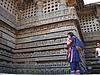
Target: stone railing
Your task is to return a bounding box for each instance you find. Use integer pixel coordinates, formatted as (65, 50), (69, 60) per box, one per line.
(17, 7), (78, 30)
(79, 49), (87, 73)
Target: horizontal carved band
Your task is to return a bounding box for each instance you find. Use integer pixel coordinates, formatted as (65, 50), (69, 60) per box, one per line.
(0, 55), (12, 62)
(17, 7), (78, 29)
(13, 49), (66, 58)
(0, 37), (15, 49)
(0, 44), (13, 52)
(0, 49), (12, 58)
(16, 37), (66, 49)
(13, 55), (67, 62)
(17, 29), (76, 44)
(0, 31), (16, 44)
(17, 21), (75, 35)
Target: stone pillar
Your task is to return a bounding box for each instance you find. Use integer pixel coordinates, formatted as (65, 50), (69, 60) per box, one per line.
(59, 0), (67, 10)
(36, 0), (44, 18)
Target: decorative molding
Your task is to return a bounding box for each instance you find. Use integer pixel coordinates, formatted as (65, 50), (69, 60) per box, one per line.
(17, 7), (78, 29)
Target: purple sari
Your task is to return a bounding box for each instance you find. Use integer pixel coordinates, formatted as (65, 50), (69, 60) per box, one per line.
(67, 36), (84, 63)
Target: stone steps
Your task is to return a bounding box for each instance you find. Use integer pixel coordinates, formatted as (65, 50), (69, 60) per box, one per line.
(89, 69), (100, 74)
(84, 43), (100, 74)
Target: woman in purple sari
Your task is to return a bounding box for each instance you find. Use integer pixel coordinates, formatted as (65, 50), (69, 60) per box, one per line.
(66, 32), (84, 74)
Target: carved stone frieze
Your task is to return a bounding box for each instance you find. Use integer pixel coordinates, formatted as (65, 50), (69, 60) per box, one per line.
(17, 7), (78, 29)
(16, 29), (76, 44)
(13, 49), (66, 58)
(17, 21), (75, 35)
(16, 38), (66, 48)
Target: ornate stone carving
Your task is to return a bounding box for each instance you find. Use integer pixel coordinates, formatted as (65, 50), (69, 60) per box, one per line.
(0, 0), (88, 74)
(17, 7), (78, 29)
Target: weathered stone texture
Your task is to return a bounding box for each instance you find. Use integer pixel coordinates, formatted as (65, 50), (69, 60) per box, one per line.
(0, 0), (88, 74)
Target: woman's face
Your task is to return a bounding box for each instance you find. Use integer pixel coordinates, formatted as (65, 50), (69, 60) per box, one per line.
(68, 35), (71, 38)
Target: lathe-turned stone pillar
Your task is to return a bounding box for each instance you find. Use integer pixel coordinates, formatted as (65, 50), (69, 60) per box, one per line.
(59, 0), (67, 10)
(35, 0), (45, 17)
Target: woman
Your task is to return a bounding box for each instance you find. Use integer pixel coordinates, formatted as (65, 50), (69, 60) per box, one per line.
(95, 42), (100, 60)
(66, 32), (84, 74)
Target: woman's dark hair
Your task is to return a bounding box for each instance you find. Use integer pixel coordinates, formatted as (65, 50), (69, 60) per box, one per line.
(67, 32), (75, 37)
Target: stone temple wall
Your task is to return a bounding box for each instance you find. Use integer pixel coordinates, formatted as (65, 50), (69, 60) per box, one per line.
(0, 0), (87, 74)
(14, 21), (80, 74)
(0, 0), (17, 72)
(0, 20), (16, 73)
(0, 19), (84, 74)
